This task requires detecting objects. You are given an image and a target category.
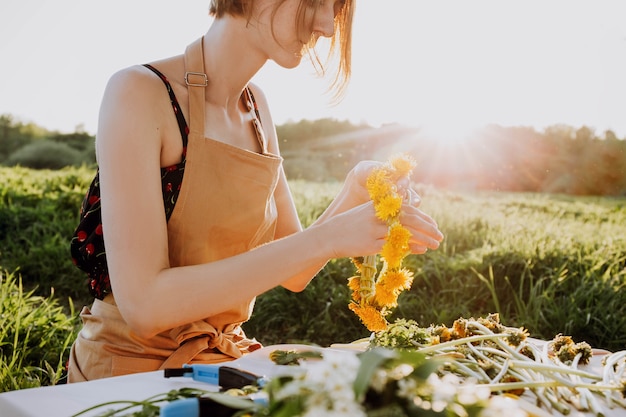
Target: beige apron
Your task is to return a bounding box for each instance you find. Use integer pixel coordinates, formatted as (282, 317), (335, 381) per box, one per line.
(68, 37), (283, 382)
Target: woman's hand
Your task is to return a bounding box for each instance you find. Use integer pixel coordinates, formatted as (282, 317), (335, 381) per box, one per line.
(337, 160), (423, 212)
(400, 202), (444, 254)
(318, 200), (389, 259)
(318, 197), (443, 260)
(342, 160), (383, 206)
(312, 159), (444, 259)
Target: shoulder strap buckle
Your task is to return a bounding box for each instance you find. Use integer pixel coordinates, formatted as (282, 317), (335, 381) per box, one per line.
(184, 71), (208, 87)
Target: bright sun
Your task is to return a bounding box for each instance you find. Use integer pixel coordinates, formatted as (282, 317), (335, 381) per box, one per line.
(420, 122), (480, 148)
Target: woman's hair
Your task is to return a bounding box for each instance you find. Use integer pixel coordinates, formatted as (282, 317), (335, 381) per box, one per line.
(209, 0), (354, 100)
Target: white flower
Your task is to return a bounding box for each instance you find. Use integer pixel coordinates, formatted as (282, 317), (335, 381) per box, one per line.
(303, 350), (359, 388)
(457, 382), (490, 405)
(389, 363), (414, 380)
(396, 377), (418, 399)
(275, 350), (365, 417)
(427, 373), (459, 404)
(369, 368), (389, 392)
(480, 395), (529, 417)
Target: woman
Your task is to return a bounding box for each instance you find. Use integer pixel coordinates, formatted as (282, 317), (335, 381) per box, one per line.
(68, 0), (444, 382)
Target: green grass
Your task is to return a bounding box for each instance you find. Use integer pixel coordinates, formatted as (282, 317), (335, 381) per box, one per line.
(247, 185), (626, 352)
(0, 270), (78, 391)
(1, 166), (625, 391)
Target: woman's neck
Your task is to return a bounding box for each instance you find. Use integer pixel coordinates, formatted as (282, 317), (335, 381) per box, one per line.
(201, 16), (267, 110)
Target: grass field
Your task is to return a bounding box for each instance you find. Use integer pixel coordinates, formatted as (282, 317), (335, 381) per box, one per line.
(1, 166), (625, 390)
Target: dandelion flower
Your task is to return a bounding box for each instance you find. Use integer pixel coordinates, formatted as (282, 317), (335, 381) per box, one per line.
(374, 281), (398, 308)
(389, 154), (417, 177)
(374, 194), (402, 221)
(351, 257), (364, 273)
(349, 303), (388, 332)
(348, 153), (418, 331)
(347, 276), (361, 302)
(382, 269), (414, 292)
(387, 223), (411, 251)
(366, 169), (393, 202)
(381, 224), (411, 269)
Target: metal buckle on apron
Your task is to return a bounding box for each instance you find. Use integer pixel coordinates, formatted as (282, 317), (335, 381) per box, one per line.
(184, 71), (208, 87)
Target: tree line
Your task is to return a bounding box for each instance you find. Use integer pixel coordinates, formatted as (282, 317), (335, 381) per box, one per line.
(2, 113), (625, 196)
(277, 120), (626, 196)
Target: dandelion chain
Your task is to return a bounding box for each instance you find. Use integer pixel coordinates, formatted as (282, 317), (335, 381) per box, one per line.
(348, 154), (416, 332)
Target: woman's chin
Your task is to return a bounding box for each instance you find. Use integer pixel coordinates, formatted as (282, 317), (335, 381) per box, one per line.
(273, 54), (304, 70)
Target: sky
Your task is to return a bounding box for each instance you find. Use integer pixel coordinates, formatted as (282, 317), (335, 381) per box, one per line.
(1, 0), (625, 142)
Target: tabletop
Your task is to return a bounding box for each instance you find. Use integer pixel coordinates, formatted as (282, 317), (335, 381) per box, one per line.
(1, 343), (625, 417)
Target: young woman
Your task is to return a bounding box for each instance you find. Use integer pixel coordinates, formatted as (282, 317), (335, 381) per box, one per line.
(68, 0), (444, 382)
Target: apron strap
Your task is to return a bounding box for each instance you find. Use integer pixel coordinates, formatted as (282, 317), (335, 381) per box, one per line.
(159, 337), (210, 369)
(184, 37), (207, 137)
(159, 331), (247, 369)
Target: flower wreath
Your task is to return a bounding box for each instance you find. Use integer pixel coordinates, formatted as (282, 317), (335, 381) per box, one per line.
(348, 154), (417, 331)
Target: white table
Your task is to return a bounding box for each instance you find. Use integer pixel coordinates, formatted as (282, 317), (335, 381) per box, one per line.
(0, 344), (305, 417)
(0, 370), (216, 417)
(1, 344), (625, 417)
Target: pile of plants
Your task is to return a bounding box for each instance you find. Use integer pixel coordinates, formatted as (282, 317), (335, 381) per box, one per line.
(72, 313), (626, 417)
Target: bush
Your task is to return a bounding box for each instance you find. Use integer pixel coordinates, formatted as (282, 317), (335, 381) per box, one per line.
(0, 269), (78, 391)
(5, 140), (83, 169)
(0, 166), (94, 305)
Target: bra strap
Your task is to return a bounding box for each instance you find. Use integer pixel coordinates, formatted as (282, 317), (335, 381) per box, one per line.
(183, 37), (207, 136)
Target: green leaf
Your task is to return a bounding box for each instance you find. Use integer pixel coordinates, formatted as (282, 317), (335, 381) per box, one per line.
(353, 348), (397, 400)
(392, 350), (440, 380)
(200, 392), (260, 411)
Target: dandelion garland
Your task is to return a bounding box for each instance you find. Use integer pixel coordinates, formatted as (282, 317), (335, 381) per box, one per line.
(348, 154), (417, 332)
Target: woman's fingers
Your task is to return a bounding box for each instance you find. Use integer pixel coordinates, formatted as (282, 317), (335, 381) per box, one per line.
(325, 201), (389, 258)
(400, 204), (444, 251)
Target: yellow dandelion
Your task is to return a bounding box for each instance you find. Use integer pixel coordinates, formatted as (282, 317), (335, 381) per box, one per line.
(374, 281), (398, 308)
(366, 169), (394, 203)
(349, 303), (388, 332)
(387, 223), (411, 249)
(374, 194), (402, 222)
(348, 153), (420, 332)
(381, 242), (403, 269)
(382, 268), (414, 292)
(389, 154), (417, 177)
(347, 276), (361, 302)
(347, 276), (360, 292)
(351, 257), (364, 273)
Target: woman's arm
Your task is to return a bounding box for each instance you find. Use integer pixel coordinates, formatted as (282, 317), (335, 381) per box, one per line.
(250, 83), (444, 292)
(96, 71), (396, 339)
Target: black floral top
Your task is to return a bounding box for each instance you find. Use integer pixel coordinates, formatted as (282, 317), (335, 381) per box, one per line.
(70, 64), (189, 299)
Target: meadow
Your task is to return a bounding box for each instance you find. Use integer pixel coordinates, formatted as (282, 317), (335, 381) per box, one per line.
(1, 166), (625, 390)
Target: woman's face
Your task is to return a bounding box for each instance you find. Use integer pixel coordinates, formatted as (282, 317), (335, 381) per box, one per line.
(252, 0), (343, 69)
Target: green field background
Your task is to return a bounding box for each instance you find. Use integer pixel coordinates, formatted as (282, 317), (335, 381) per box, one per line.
(1, 165), (625, 390)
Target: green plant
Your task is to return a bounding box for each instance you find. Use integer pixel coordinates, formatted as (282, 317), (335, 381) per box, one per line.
(1, 166), (626, 394)
(5, 140), (83, 169)
(250, 189), (626, 352)
(0, 165), (93, 305)
(0, 269), (78, 391)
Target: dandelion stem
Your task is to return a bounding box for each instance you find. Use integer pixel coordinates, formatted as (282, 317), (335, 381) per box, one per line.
(417, 334), (510, 355)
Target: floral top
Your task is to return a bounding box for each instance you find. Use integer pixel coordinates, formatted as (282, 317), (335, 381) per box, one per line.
(70, 64), (188, 299)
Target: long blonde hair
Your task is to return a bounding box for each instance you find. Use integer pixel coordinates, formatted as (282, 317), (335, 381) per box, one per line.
(209, 0), (354, 100)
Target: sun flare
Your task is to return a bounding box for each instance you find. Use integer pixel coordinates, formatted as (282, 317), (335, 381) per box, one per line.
(420, 122), (479, 148)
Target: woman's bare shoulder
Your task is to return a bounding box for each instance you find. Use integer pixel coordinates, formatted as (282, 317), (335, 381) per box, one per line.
(99, 58), (185, 125)
(104, 64), (167, 100)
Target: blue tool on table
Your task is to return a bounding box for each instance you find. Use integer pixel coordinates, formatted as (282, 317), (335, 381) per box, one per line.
(161, 364), (268, 417)
(164, 364), (267, 390)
